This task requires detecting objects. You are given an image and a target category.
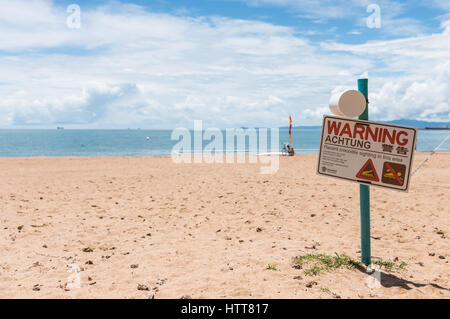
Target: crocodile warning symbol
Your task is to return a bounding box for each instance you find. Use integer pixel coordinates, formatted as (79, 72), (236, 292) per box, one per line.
(356, 159), (379, 182)
(382, 162), (406, 186)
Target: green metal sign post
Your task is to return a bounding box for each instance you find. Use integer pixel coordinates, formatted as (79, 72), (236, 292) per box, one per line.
(358, 78), (371, 266)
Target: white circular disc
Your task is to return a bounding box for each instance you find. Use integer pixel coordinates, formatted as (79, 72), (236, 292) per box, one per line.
(329, 90), (366, 118)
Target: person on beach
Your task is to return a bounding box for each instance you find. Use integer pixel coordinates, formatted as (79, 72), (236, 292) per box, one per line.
(288, 146), (295, 156)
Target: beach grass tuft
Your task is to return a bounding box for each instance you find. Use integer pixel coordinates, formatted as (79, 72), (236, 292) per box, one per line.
(293, 253), (361, 276)
(266, 264), (277, 271)
(320, 286), (330, 294)
(293, 253), (408, 276)
(372, 259), (407, 271)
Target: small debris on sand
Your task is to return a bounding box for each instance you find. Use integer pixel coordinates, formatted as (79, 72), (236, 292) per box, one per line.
(137, 284), (149, 291)
(156, 279), (167, 285)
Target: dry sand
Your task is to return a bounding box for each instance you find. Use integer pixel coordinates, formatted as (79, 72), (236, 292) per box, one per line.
(0, 153), (448, 299)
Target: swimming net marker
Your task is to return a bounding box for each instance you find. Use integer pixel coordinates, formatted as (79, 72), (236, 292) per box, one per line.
(411, 133), (450, 177)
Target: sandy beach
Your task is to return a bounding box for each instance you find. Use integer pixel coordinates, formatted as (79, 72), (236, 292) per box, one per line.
(0, 153), (448, 299)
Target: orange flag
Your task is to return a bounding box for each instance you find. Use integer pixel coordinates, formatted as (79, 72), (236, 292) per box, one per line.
(289, 116), (293, 146)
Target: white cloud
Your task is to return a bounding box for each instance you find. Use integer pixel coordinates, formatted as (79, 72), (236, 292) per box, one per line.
(242, 0), (403, 19)
(242, 0), (432, 37)
(430, 0), (450, 12)
(243, 0), (353, 19)
(0, 0), (449, 128)
(322, 22), (450, 122)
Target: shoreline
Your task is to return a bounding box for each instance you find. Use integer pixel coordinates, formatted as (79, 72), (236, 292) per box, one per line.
(0, 150), (449, 160)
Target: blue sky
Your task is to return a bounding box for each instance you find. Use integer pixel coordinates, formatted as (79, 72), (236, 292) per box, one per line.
(50, 0), (450, 43)
(0, 0), (449, 128)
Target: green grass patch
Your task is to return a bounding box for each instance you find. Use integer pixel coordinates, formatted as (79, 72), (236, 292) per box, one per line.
(266, 264), (277, 271)
(293, 253), (361, 276)
(372, 259), (407, 271)
(320, 287), (330, 294)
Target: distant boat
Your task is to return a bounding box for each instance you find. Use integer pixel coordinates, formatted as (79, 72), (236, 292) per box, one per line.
(425, 125), (449, 130)
(57, 126), (64, 130)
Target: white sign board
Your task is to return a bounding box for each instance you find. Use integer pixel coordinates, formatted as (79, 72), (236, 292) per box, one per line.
(317, 115), (417, 191)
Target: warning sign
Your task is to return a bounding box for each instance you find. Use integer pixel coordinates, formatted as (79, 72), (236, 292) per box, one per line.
(317, 115), (417, 191)
(356, 159), (379, 182)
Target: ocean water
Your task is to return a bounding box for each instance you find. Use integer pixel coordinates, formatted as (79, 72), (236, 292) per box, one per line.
(0, 128), (449, 158)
